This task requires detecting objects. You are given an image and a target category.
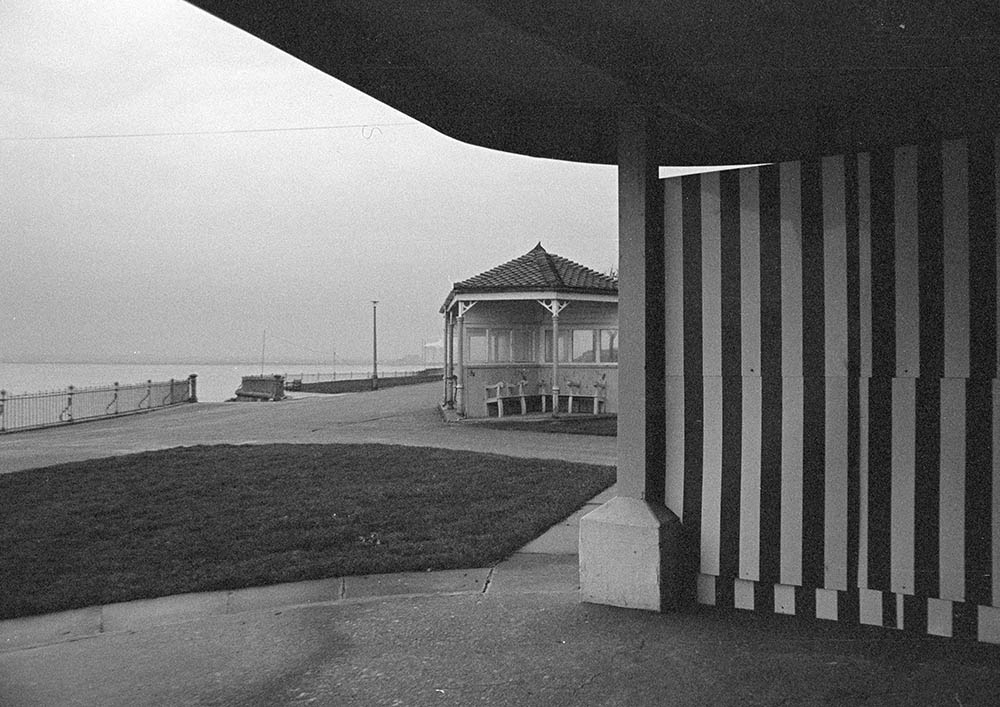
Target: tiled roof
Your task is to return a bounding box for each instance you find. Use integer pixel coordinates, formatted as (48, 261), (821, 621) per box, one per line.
(451, 243), (617, 294)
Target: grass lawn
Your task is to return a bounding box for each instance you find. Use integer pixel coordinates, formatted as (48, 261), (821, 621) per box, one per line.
(0, 443), (614, 620)
(472, 415), (617, 436)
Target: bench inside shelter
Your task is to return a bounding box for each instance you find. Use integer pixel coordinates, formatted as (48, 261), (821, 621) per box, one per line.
(485, 376), (606, 417)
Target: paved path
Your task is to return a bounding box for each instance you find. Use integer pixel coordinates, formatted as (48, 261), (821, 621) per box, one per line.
(3, 383), (1000, 705)
(0, 383), (615, 473)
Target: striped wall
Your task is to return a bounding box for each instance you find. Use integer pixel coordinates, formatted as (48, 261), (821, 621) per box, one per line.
(661, 135), (1000, 643)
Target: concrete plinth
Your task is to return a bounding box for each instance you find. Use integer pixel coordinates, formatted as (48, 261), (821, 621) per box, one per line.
(579, 496), (684, 611)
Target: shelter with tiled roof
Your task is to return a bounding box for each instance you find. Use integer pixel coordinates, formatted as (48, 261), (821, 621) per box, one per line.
(440, 244), (618, 417)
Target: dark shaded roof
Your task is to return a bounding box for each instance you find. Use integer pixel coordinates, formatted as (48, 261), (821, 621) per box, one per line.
(188, 2), (1000, 165)
(441, 244), (617, 311)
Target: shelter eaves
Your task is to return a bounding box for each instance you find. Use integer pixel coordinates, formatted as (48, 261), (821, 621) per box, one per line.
(440, 244), (618, 313)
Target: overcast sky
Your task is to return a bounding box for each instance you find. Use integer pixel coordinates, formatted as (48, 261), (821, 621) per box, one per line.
(2, 1), (723, 365)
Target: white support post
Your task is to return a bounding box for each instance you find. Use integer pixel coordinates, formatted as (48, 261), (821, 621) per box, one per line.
(442, 312), (451, 407)
(455, 301), (477, 416)
(536, 299), (568, 416)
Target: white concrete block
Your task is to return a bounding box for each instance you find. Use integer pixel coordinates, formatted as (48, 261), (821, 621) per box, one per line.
(579, 496), (684, 611)
(734, 578), (755, 610)
(927, 598), (952, 637)
(774, 584), (796, 615)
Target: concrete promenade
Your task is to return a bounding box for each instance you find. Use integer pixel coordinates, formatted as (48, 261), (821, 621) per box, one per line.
(0, 383), (614, 474)
(2, 383), (1000, 705)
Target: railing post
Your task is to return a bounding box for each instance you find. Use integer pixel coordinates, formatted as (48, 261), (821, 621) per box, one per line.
(188, 374), (198, 403)
(60, 386), (74, 422)
(0, 390), (5, 432)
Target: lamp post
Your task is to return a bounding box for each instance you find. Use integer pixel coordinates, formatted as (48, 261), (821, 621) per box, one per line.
(371, 300), (379, 390)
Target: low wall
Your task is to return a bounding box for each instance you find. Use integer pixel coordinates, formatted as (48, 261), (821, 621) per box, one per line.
(299, 373), (440, 394)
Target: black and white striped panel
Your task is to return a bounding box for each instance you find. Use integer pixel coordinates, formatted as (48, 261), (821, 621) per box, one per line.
(662, 135), (1000, 643)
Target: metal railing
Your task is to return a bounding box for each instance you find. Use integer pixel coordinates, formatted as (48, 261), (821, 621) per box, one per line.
(0, 375), (197, 434)
(283, 368), (442, 385)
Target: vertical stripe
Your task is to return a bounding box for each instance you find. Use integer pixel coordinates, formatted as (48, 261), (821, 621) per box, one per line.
(868, 375), (893, 591)
(682, 176), (704, 546)
(870, 148), (896, 376)
(741, 168), (762, 375)
(903, 594), (928, 634)
(823, 155), (849, 592)
(954, 601), (978, 640)
(966, 379), (993, 605)
(754, 580), (775, 614)
(914, 378), (941, 598)
(967, 135), (996, 607)
(867, 147), (895, 592)
(740, 377), (762, 580)
(895, 146), (920, 377)
(890, 378), (916, 595)
(979, 606), (1000, 644)
(721, 171), (743, 380)
(940, 378), (966, 601)
(702, 172), (723, 377)
(781, 162), (803, 377)
(664, 178), (685, 376)
(801, 159), (825, 587)
(825, 376), (849, 589)
(701, 377), (723, 576)
(859, 587), (882, 625)
(927, 598), (953, 638)
(664, 179), (685, 517)
(858, 153), (873, 376)
(918, 142), (945, 378)
(915, 139), (944, 596)
(795, 585), (817, 619)
(759, 164), (783, 585)
(718, 171), (743, 587)
(859, 376), (871, 589)
(734, 579), (755, 610)
(994, 381), (1000, 606)
(801, 159), (825, 378)
(696, 574), (716, 605)
(781, 377), (804, 585)
(665, 377), (686, 518)
(823, 155), (848, 377)
(943, 139), (970, 378)
(816, 588), (838, 621)
(883, 591), (899, 629)
(845, 152), (862, 596)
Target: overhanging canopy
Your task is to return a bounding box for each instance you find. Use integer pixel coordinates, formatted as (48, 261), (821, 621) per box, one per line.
(188, 1), (1000, 165)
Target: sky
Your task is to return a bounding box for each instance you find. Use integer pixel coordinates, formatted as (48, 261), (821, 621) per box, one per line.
(1, 0), (714, 365)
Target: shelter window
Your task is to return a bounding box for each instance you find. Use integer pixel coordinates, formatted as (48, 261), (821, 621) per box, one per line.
(543, 329), (571, 363)
(490, 329), (512, 362)
(468, 328), (488, 362)
(544, 328), (619, 363)
(600, 329), (618, 362)
(572, 330), (597, 362)
(511, 329), (535, 362)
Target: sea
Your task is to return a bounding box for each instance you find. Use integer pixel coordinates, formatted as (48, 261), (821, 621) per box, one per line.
(0, 362), (432, 403)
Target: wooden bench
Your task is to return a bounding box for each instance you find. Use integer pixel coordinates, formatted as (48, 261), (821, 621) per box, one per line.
(485, 380), (528, 417)
(486, 375), (607, 416)
(560, 375), (607, 414)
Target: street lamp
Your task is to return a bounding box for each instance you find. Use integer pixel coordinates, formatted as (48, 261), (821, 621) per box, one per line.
(371, 300), (379, 390)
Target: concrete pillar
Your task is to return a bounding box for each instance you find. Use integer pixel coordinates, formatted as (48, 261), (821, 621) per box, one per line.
(579, 105), (685, 611)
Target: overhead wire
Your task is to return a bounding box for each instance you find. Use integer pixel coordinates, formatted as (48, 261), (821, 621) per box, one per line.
(0, 121), (418, 142)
